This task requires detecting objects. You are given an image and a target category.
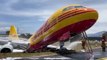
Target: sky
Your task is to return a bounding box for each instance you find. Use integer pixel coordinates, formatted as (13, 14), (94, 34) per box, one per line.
(0, 0), (106, 34)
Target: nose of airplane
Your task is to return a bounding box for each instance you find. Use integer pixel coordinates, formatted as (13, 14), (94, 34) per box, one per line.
(74, 8), (98, 21)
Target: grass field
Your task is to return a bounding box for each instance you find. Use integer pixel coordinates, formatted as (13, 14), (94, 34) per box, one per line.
(0, 52), (56, 58)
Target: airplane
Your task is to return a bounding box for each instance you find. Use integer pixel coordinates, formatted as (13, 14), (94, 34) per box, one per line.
(0, 25), (19, 45)
(26, 4), (98, 52)
(0, 4), (98, 53)
(0, 25), (28, 53)
(0, 25), (80, 53)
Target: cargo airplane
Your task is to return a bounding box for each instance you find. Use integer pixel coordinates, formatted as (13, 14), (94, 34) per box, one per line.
(0, 5), (98, 53)
(0, 25), (28, 53)
(26, 5), (98, 52)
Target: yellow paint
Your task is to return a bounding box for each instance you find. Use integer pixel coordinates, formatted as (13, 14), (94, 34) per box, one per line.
(47, 8), (63, 23)
(47, 4), (81, 24)
(30, 11), (98, 45)
(9, 25), (19, 40)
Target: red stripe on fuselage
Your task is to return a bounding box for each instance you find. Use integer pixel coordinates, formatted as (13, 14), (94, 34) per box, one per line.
(29, 19), (96, 50)
(33, 9), (95, 39)
(58, 9), (95, 21)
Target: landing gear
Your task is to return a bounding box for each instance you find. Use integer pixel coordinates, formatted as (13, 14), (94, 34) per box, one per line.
(59, 41), (65, 49)
(58, 41), (76, 54)
(59, 41), (68, 53)
(82, 32), (93, 53)
(58, 47), (76, 55)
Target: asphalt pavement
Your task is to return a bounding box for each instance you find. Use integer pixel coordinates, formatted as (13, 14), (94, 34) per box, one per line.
(2, 47), (107, 60)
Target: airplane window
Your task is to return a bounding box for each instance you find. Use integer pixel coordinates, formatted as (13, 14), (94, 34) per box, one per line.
(63, 6), (74, 11)
(63, 6), (85, 11)
(75, 6), (85, 8)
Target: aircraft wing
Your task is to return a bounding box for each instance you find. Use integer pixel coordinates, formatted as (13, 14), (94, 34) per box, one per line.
(47, 41), (82, 51)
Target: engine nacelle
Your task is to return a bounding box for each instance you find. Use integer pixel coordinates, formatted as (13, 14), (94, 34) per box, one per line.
(0, 41), (13, 53)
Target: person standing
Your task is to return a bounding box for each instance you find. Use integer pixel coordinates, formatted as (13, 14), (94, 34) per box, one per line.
(81, 40), (86, 50)
(101, 32), (107, 52)
(101, 40), (106, 52)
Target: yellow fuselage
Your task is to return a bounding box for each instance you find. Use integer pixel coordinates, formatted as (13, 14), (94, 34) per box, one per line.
(28, 5), (98, 51)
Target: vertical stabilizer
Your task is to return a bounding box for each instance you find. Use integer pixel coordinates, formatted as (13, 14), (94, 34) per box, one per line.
(9, 25), (19, 40)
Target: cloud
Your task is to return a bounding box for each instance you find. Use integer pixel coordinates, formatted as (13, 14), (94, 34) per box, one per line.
(87, 22), (107, 34)
(0, 10), (52, 17)
(62, 0), (107, 6)
(0, 0), (106, 33)
(11, 0), (63, 11)
(0, 0), (106, 19)
(0, 26), (10, 31)
(0, 22), (11, 33)
(0, 22), (10, 25)
(0, 22), (11, 28)
(0, 0), (53, 21)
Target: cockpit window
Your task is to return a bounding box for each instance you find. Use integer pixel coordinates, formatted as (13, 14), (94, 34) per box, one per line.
(63, 6), (74, 11)
(74, 6), (85, 8)
(63, 6), (85, 11)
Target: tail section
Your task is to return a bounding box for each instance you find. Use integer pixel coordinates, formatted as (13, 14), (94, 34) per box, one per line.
(9, 25), (19, 40)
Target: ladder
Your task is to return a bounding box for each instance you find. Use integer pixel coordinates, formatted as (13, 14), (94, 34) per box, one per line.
(82, 32), (93, 54)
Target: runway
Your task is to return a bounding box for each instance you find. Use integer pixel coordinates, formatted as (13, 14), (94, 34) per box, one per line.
(2, 47), (107, 60)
